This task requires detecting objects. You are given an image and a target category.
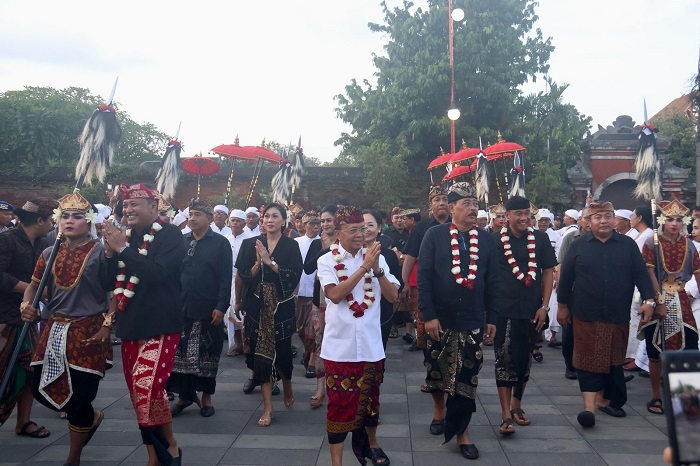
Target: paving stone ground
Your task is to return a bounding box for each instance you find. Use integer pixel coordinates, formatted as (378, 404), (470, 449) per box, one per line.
(1, 334), (670, 465)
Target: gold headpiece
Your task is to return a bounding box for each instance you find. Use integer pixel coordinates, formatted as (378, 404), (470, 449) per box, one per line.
(489, 204), (506, 219)
(288, 203), (304, 216)
(530, 202), (539, 216)
(658, 199), (691, 225)
(58, 192), (91, 212)
(158, 197), (172, 213)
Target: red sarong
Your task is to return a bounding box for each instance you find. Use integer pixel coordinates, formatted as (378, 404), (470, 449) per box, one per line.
(122, 333), (180, 427)
(325, 360), (383, 434)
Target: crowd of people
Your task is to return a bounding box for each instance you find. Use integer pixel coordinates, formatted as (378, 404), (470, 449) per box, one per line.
(1, 180), (699, 465)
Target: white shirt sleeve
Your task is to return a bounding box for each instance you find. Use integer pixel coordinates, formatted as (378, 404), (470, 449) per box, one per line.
(317, 254), (339, 289)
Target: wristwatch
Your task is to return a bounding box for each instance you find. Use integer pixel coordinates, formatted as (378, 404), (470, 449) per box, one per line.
(118, 245), (127, 255)
(541, 306), (550, 312)
(644, 299), (657, 308)
(373, 268), (385, 279)
(270, 260), (277, 267)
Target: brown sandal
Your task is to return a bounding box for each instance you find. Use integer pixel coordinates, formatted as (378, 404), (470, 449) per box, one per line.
(510, 408), (531, 426)
(499, 418), (515, 435)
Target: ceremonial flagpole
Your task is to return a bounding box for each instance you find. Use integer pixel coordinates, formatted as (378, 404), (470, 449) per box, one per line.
(0, 78), (122, 398)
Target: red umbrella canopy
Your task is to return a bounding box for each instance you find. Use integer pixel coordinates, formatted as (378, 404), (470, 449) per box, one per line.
(427, 152), (454, 171)
(444, 162), (477, 181)
(483, 141), (526, 159)
(210, 144), (256, 161)
(241, 145), (283, 164)
(182, 155), (221, 176)
(450, 147), (481, 164)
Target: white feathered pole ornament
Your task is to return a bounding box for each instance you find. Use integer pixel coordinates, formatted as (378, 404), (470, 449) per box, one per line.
(155, 123), (182, 200)
(475, 150), (490, 205)
(509, 150), (525, 198)
(74, 77), (122, 186)
(271, 153), (291, 204)
(289, 136), (306, 203)
(634, 100), (661, 200)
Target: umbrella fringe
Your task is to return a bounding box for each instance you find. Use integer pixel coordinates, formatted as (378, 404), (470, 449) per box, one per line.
(634, 132), (661, 199)
(75, 106), (121, 185)
(156, 142), (181, 199)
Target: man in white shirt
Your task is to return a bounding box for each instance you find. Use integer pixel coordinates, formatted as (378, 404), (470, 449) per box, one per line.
(615, 209), (637, 237)
(536, 208), (562, 347)
(243, 207), (260, 235)
(211, 205), (231, 236)
(318, 205), (399, 466)
(294, 211), (321, 376)
(224, 209), (252, 356)
(558, 209), (579, 238)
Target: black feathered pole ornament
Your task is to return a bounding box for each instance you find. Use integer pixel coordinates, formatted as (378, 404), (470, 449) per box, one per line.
(289, 136), (306, 203)
(475, 150), (490, 205)
(155, 123), (182, 200)
(634, 99), (661, 200)
(0, 78), (121, 400)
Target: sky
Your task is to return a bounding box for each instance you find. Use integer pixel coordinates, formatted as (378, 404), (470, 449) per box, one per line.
(0, 0), (698, 164)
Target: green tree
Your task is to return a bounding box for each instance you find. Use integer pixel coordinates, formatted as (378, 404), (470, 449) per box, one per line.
(652, 113), (697, 178)
(0, 86), (169, 175)
(334, 0), (555, 205)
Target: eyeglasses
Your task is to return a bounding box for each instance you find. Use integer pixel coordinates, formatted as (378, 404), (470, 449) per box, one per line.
(188, 239), (197, 257)
(342, 227), (368, 235)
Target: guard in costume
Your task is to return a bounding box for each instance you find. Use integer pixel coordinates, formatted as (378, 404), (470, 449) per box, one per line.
(20, 192), (113, 466)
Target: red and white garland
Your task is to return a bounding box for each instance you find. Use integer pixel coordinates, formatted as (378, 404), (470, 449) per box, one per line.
(450, 224), (479, 290)
(500, 226), (537, 286)
(330, 240), (375, 318)
(114, 220), (163, 311)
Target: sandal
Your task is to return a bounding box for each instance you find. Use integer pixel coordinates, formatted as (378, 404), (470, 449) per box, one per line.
(258, 411), (272, 427)
(420, 384), (430, 393)
(499, 418), (515, 435)
(532, 351), (543, 363)
(227, 348), (243, 357)
(369, 446), (391, 465)
(310, 392), (325, 409)
(305, 365), (316, 379)
(647, 398), (664, 415)
(510, 408), (531, 426)
(389, 328), (399, 339)
(16, 421), (50, 438)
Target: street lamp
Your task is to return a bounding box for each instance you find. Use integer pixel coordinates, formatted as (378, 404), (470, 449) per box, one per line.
(447, 1), (464, 153)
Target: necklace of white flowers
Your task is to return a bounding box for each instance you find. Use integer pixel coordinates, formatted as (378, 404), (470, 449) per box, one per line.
(114, 219), (163, 311)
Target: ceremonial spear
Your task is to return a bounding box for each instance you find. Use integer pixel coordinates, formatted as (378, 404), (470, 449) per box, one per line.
(155, 122), (182, 200)
(0, 78), (121, 399)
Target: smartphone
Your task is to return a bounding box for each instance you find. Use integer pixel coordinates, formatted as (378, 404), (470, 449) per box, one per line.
(107, 184), (112, 190)
(662, 350), (700, 465)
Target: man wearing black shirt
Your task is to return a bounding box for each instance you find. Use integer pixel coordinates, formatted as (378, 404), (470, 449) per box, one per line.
(169, 200), (232, 418)
(402, 187), (450, 351)
(102, 184), (185, 465)
(384, 207), (409, 252)
(493, 196), (557, 434)
(557, 201), (655, 428)
(418, 182), (499, 460)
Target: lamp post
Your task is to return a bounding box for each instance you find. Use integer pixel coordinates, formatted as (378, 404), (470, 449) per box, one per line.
(448, 0), (464, 154)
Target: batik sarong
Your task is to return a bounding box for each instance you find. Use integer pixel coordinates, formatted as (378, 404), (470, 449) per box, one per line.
(325, 359), (383, 466)
(424, 327), (483, 443)
(169, 317), (224, 398)
(313, 305), (326, 378)
(122, 333), (180, 427)
(409, 286), (426, 349)
(0, 323), (38, 425)
(494, 317), (535, 399)
(573, 317), (627, 373)
(295, 297), (316, 367)
(31, 313), (112, 409)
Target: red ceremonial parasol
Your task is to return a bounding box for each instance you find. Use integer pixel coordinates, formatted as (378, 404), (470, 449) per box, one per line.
(210, 136), (257, 207)
(483, 141), (526, 158)
(444, 161), (477, 181)
(427, 152), (455, 171)
(240, 141), (284, 208)
(182, 153), (220, 198)
(450, 147), (481, 164)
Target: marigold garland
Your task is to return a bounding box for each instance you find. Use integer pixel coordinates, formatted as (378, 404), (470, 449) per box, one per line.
(330, 240), (375, 318)
(114, 220), (163, 311)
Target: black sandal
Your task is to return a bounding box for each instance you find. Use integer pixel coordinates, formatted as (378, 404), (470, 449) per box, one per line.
(647, 398), (664, 415)
(369, 447), (391, 465)
(305, 365), (316, 379)
(499, 418), (515, 435)
(16, 421), (50, 438)
(532, 351), (543, 363)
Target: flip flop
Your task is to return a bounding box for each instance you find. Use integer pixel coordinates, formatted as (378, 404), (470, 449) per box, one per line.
(647, 398), (664, 415)
(84, 410), (104, 446)
(510, 407), (531, 426)
(499, 418), (515, 435)
(369, 446), (391, 466)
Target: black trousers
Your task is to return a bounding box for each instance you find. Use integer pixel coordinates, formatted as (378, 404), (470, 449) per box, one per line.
(577, 366), (627, 409)
(32, 366), (99, 431)
(562, 320), (575, 372)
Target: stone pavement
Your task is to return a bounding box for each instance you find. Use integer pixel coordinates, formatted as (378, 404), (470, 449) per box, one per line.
(2, 334), (670, 465)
